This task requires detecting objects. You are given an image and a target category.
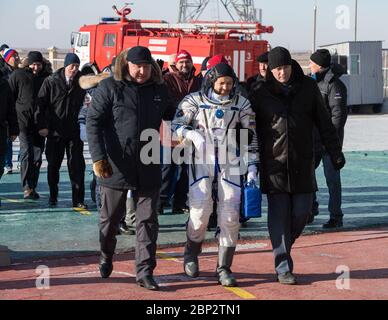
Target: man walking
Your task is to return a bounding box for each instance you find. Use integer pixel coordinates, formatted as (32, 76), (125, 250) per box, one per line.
(36, 53), (86, 209)
(250, 47), (346, 285)
(308, 49), (348, 228)
(8, 51), (51, 199)
(87, 46), (175, 290)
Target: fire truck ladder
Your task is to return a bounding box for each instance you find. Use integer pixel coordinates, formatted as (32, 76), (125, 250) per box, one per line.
(178, 0), (259, 22)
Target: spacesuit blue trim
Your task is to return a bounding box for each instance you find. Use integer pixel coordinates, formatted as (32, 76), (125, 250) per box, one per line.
(190, 176), (210, 187)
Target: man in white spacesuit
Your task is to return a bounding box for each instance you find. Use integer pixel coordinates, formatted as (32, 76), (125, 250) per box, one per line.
(172, 62), (259, 287)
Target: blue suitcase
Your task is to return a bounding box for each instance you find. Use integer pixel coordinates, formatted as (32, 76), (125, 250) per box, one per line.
(243, 181), (262, 219)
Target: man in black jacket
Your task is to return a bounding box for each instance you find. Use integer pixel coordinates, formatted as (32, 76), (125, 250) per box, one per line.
(0, 78), (19, 185)
(8, 51), (51, 199)
(87, 47), (175, 291)
(249, 47), (345, 285)
(36, 53), (86, 209)
(309, 49), (348, 228)
(246, 51), (269, 93)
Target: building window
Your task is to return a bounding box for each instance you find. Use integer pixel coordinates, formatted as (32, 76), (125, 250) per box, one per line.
(349, 54), (360, 75)
(103, 33), (116, 47)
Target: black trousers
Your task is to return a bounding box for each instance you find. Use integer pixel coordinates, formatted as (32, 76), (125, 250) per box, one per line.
(19, 130), (45, 191)
(267, 193), (313, 275)
(99, 186), (160, 280)
(45, 135), (85, 205)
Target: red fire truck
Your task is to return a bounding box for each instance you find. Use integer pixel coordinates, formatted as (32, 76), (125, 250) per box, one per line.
(71, 4), (273, 81)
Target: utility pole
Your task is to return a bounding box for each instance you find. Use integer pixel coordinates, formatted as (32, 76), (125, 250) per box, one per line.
(313, 5), (317, 53)
(355, 0), (358, 41)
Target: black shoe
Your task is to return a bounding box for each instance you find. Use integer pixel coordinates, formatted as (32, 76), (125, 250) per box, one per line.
(323, 218), (343, 229)
(32, 190), (40, 200)
(172, 205), (189, 214)
(119, 222), (135, 235)
(99, 257), (113, 279)
(137, 275), (160, 291)
(49, 198), (58, 207)
(277, 272), (297, 285)
(74, 203), (88, 210)
(24, 189), (36, 200)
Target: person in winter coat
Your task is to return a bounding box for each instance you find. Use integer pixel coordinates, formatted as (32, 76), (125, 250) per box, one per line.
(86, 46), (175, 291)
(159, 50), (203, 214)
(8, 51), (52, 199)
(1, 48), (20, 174)
(249, 47), (346, 285)
(0, 78), (19, 189)
(245, 51), (269, 93)
(308, 49), (348, 228)
(172, 62), (259, 287)
(36, 53), (87, 209)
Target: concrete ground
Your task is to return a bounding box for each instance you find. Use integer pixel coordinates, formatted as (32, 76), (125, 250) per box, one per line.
(0, 114), (387, 300)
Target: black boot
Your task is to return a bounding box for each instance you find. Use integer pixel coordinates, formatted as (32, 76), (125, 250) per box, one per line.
(323, 218), (343, 229)
(184, 239), (202, 278)
(99, 256), (113, 279)
(217, 247), (237, 287)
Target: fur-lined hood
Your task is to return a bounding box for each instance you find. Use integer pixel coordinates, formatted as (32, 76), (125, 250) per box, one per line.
(79, 72), (111, 90)
(113, 48), (164, 85)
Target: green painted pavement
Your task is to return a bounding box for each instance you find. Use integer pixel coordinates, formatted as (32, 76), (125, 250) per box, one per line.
(0, 151), (387, 261)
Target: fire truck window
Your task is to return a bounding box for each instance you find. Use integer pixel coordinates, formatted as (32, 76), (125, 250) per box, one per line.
(104, 34), (116, 47)
(78, 34), (89, 47)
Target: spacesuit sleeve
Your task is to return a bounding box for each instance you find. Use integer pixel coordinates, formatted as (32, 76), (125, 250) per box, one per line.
(171, 93), (199, 140)
(238, 98), (259, 168)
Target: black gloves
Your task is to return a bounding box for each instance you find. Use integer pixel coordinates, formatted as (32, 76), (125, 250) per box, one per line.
(331, 152), (346, 171)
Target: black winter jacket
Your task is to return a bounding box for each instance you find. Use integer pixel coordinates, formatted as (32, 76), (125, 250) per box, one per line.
(36, 68), (85, 138)
(0, 79), (19, 153)
(8, 66), (51, 132)
(87, 50), (175, 191)
(315, 63), (348, 147)
(249, 60), (343, 194)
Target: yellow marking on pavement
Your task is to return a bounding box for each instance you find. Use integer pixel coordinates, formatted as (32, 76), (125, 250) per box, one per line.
(73, 207), (92, 216)
(0, 197), (37, 204)
(156, 251), (257, 299)
(224, 287), (256, 299)
(156, 252), (180, 262)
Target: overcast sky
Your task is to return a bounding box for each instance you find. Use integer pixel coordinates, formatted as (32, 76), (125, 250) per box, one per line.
(0, 0), (386, 52)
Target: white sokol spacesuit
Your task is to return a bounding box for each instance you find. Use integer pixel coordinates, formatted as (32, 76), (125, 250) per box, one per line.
(172, 62), (259, 286)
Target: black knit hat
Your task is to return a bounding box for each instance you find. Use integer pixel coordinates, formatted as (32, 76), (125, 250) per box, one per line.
(64, 53), (80, 68)
(28, 51), (43, 65)
(256, 51), (269, 63)
(126, 46), (152, 64)
(212, 63), (236, 80)
(310, 49), (331, 68)
(201, 56), (211, 71)
(268, 47), (292, 70)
